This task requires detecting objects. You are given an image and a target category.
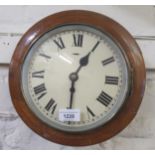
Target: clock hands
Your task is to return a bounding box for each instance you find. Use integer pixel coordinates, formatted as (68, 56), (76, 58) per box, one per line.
(68, 50), (94, 109)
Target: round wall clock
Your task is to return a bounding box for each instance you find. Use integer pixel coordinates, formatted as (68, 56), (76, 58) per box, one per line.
(9, 10), (146, 146)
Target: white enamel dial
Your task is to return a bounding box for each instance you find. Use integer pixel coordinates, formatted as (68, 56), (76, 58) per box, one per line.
(21, 25), (129, 132)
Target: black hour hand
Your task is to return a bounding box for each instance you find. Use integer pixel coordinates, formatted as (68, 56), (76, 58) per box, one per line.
(79, 52), (91, 67)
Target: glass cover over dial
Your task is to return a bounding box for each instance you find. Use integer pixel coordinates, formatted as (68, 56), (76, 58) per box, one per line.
(21, 25), (129, 132)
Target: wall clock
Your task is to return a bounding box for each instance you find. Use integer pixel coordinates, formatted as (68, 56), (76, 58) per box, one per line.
(9, 10), (146, 146)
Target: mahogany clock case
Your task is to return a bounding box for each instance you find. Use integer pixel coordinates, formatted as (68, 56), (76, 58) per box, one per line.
(9, 10), (146, 146)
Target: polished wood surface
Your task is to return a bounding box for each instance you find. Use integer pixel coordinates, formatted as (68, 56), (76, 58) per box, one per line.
(9, 10), (146, 146)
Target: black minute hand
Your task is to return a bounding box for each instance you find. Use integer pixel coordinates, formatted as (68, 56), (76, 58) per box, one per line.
(69, 81), (75, 109)
(69, 73), (78, 109)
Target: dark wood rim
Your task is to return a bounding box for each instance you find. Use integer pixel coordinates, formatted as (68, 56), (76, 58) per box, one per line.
(9, 10), (146, 146)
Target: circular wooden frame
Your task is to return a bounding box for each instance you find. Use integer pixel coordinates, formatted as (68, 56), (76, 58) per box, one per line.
(9, 10), (146, 146)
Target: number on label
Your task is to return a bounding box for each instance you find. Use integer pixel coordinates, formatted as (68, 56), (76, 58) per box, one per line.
(33, 83), (47, 100)
(97, 91), (112, 106)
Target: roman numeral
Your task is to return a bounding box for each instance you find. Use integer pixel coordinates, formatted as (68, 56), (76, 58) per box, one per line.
(86, 106), (95, 117)
(32, 70), (45, 78)
(33, 83), (47, 100)
(102, 56), (115, 66)
(91, 41), (100, 52)
(97, 91), (112, 107)
(105, 76), (119, 85)
(53, 37), (65, 50)
(39, 53), (51, 59)
(45, 98), (57, 114)
(73, 34), (83, 47)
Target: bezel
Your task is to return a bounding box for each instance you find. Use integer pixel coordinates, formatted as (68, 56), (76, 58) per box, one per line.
(21, 24), (129, 133)
(9, 10), (146, 146)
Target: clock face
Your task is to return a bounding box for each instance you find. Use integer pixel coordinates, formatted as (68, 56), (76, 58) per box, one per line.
(21, 25), (129, 132)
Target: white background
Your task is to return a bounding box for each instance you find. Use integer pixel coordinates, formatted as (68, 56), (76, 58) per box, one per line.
(0, 6), (155, 149)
